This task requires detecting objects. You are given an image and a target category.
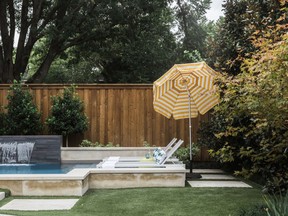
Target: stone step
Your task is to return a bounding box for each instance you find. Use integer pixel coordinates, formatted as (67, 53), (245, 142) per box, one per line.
(188, 181), (252, 188)
(187, 169), (225, 174)
(200, 174), (236, 180)
(0, 192), (5, 201)
(186, 169), (253, 188)
(0, 199), (79, 211)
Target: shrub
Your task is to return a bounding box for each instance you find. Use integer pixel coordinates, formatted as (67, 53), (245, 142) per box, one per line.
(198, 15), (288, 193)
(174, 144), (200, 165)
(5, 81), (42, 135)
(264, 193), (288, 216)
(0, 109), (7, 135)
(143, 141), (151, 147)
(80, 140), (119, 147)
(46, 85), (88, 147)
(236, 205), (267, 216)
(80, 139), (95, 147)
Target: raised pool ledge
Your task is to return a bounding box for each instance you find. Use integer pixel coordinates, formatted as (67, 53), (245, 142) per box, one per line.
(61, 147), (154, 162)
(0, 165), (186, 196)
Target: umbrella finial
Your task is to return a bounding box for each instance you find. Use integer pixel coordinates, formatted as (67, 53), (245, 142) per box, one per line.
(180, 78), (188, 86)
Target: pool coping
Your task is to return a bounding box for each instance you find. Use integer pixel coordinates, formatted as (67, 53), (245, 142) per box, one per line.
(0, 165), (185, 180)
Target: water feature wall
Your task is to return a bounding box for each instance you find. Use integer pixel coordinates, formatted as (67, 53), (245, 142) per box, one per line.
(0, 136), (62, 164)
(0, 142), (35, 163)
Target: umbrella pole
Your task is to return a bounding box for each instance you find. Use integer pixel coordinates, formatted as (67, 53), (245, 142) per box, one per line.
(188, 92), (193, 174)
(186, 90), (201, 179)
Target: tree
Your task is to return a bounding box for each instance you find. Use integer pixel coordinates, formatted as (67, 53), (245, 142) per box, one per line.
(62, 0), (177, 83)
(0, 0), (178, 84)
(5, 81), (42, 135)
(208, 0), (287, 75)
(46, 85), (88, 147)
(199, 7), (288, 193)
(0, 0), (112, 83)
(173, 0), (211, 61)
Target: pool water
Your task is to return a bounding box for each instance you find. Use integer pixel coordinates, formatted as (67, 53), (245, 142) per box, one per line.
(0, 163), (96, 174)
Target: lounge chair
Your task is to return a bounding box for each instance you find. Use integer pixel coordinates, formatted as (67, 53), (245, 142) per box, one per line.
(102, 138), (178, 162)
(97, 139), (184, 168)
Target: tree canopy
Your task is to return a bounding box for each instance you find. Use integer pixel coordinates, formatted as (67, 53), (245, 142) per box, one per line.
(0, 0), (214, 83)
(207, 0), (287, 75)
(0, 0), (111, 83)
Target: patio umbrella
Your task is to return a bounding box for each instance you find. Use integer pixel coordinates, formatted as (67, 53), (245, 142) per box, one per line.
(153, 62), (219, 179)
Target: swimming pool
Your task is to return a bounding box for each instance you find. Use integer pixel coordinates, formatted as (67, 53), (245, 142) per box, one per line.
(0, 163), (97, 174)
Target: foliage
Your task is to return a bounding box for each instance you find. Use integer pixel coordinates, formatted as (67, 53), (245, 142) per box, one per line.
(43, 56), (101, 83)
(65, 0), (177, 83)
(199, 10), (288, 193)
(0, 104), (7, 135)
(173, 0), (211, 60)
(0, 0), (216, 83)
(46, 85), (88, 147)
(0, 0), (113, 83)
(80, 140), (119, 147)
(6, 0), (178, 84)
(4, 81), (42, 135)
(0, 109), (7, 135)
(174, 144), (200, 164)
(236, 205), (267, 216)
(207, 0), (288, 75)
(182, 50), (203, 63)
(263, 193), (288, 216)
(142, 141), (151, 147)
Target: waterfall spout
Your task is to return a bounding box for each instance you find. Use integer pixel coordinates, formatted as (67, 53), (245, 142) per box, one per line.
(0, 142), (35, 164)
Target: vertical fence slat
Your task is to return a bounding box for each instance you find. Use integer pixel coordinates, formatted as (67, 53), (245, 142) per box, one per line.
(99, 89), (106, 144)
(121, 89), (129, 146)
(83, 88), (91, 141)
(90, 89), (97, 143)
(129, 89), (137, 147)
(145, 89), (153, 145)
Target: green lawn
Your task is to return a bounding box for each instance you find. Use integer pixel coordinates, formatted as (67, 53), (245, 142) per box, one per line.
(0, 187), (264, 216)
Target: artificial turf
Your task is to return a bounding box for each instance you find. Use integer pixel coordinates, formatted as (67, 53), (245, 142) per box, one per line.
(0, 187), (264, 216)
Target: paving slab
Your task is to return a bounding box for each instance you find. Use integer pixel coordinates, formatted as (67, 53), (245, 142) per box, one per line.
(187, 169), (225, 174)
(200, 174), (235, 180)
(0, 192), (5, 201)
(188, 181), (252, 188)
(0, 199), (79, 211)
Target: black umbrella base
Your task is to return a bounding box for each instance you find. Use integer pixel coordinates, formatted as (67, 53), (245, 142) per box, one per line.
(186, 160), (202, 180)
(186, 172), (202, 180)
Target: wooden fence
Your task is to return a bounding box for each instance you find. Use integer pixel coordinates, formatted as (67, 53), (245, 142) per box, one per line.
(0, 84), (212, 161)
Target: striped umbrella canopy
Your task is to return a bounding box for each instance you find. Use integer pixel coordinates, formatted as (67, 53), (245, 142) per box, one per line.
(153, 62), (218, 120)
(153, 62), (219, 177)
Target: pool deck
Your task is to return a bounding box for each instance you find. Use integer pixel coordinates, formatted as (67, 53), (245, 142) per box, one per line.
(0, 165), (186, 196)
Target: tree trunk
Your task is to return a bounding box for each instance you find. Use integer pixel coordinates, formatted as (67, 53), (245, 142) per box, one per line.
(13, 0), (31, 81)
(0, 46), (4, 82)
(28, 46), (58, 83)
(14, 0), (44, 82)
(65, 135), (69, 147)
(176, 0), (189, 39)
(0, 0), (15, 83)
